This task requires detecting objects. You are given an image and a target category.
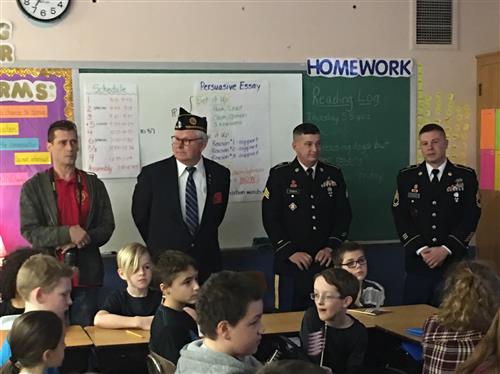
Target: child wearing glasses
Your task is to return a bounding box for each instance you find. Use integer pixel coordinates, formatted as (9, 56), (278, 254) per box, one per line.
(300, 268), (368, 374)
(333, 241), (385, 309)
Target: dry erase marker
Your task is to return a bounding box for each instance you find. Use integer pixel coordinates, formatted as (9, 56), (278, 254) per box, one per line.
(125, 330), (144, 338)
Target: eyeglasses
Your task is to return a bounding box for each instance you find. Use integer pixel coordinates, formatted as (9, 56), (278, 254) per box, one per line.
(341, 257), (367, 269)
(310, 293), (345, 302)
(171, 136), (203, 146)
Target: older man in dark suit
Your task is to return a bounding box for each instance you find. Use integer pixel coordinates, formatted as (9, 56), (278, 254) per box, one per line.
(132, 108), (230, 282)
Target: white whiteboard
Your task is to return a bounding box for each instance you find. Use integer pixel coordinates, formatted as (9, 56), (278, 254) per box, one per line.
(78, 72), (302, 252)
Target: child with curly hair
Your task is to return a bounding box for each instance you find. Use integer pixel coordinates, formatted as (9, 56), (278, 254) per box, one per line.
(422, 261), (500, 374)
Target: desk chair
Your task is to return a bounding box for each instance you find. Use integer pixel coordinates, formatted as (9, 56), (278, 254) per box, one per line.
(146, 351), (176, 374)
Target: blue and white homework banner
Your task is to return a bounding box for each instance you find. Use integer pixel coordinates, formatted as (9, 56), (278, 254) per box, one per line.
(307, 58), (413, 78)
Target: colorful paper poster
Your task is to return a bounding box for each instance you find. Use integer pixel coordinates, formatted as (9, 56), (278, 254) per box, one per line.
(0, 138), (39, 151)
(480, 109), (496, 149)
(480, 149), (495, 190)
(82, 82), (140, 178)
(496, 109), (500, 150)
(193, 79), (271, 202)
(14, 152), (51, 165)
(0, 122), (19, 135)
(0, 172), (29, 186)
(0, 68), (73, 254)
(496, 151), (500, 191)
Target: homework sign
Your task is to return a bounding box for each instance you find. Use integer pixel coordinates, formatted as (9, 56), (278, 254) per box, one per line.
(307, 58), (413, 78)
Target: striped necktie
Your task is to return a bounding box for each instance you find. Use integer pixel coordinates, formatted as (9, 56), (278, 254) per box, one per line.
(185, 166), (199, 235)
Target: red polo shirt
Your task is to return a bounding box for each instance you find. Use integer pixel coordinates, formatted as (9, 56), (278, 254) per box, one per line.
(55, 169), (90, 228)
(54, 169), (91, 287)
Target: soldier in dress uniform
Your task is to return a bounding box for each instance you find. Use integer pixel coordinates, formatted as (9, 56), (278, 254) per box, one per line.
(262, 123), (352, 310)
(392, 123), (481, 306)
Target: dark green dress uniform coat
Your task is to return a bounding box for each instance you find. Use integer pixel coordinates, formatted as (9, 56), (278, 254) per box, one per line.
(392, 160), (481, 275)
(262, 158), (351, 271)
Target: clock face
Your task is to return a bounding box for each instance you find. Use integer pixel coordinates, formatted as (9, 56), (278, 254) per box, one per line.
(17, 0), (71, 22)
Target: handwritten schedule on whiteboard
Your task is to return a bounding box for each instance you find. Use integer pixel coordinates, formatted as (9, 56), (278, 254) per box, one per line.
(82, 83), (140, 178)
(194, 80), (270, 202)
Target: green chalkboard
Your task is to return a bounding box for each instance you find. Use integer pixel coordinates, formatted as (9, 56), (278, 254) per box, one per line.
(303, 75), (410, 240)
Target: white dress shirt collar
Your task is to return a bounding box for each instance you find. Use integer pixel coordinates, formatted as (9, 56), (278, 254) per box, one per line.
(297, 160), (318, 175)
(425, 160), (447, 181)
(176, 158), (205, 177)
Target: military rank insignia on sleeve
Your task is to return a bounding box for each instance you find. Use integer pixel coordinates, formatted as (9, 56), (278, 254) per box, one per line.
(392, 190), (399, 207)
(263, 187), (270, 199)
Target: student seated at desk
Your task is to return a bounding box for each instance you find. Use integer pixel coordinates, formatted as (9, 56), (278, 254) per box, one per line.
(176, 271), (264, 374)
(301, 268), (368, 374)
(0, 311), (65, 374)
(149, 250), (199, 364)
(94, 243), (161, 330)
(333, 241), (385, 309)
(0, 254), (73, 372)
(0, 249), (42, 317)
(422, 261), (500, 374)
(456, 308), (500, 374)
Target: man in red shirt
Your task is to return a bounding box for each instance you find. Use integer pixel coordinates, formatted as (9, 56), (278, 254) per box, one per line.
(20, 120), (115, 326)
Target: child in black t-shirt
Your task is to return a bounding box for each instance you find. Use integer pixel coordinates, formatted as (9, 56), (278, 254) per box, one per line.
(93, 243), (161, 330)
(149, 250), (199, 364)
(301, 268), (368, 374)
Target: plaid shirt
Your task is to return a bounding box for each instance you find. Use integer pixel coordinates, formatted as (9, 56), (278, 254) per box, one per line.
(422, 314), (484, 374)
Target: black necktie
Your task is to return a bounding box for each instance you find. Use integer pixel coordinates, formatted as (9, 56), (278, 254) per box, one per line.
(431, 169), (440, 184)
(185, 166), (199, 235)
(306, 168), (314, 180)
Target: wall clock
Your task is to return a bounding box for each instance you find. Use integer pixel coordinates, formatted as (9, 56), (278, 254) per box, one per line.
(17, 0), (71, 22)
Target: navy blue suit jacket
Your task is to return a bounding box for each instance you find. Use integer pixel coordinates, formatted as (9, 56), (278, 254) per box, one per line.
(132, 156), (230, 282)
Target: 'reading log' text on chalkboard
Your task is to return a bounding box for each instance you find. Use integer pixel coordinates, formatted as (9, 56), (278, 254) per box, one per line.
(303, 75), (410, 240)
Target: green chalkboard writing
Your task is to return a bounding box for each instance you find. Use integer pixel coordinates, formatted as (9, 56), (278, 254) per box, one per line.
(303, 75), (410, 240)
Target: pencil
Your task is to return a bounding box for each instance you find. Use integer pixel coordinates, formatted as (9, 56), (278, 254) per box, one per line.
(125, 330), (144, 338)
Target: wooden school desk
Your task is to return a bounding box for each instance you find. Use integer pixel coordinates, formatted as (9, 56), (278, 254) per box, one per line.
(85, 326), (150, 347)
(262, 311), (304, 335)
(61, 325), (93, 373)
(351, 304), (437, 343)
(65, 325), (93, 347)
(1, 325), (91, 347)
(262, 304), (437, 343)
(0, 330), (7, 344)
(85, 326), (150, 374)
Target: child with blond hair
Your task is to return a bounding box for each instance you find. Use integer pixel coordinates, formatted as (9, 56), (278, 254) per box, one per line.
(94, 243), (161, 330)
(0, 254), (73, 370)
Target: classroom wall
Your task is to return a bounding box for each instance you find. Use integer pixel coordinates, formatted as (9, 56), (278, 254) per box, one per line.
(2, 0), (499, 250)
(3, 0), (499, 167)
